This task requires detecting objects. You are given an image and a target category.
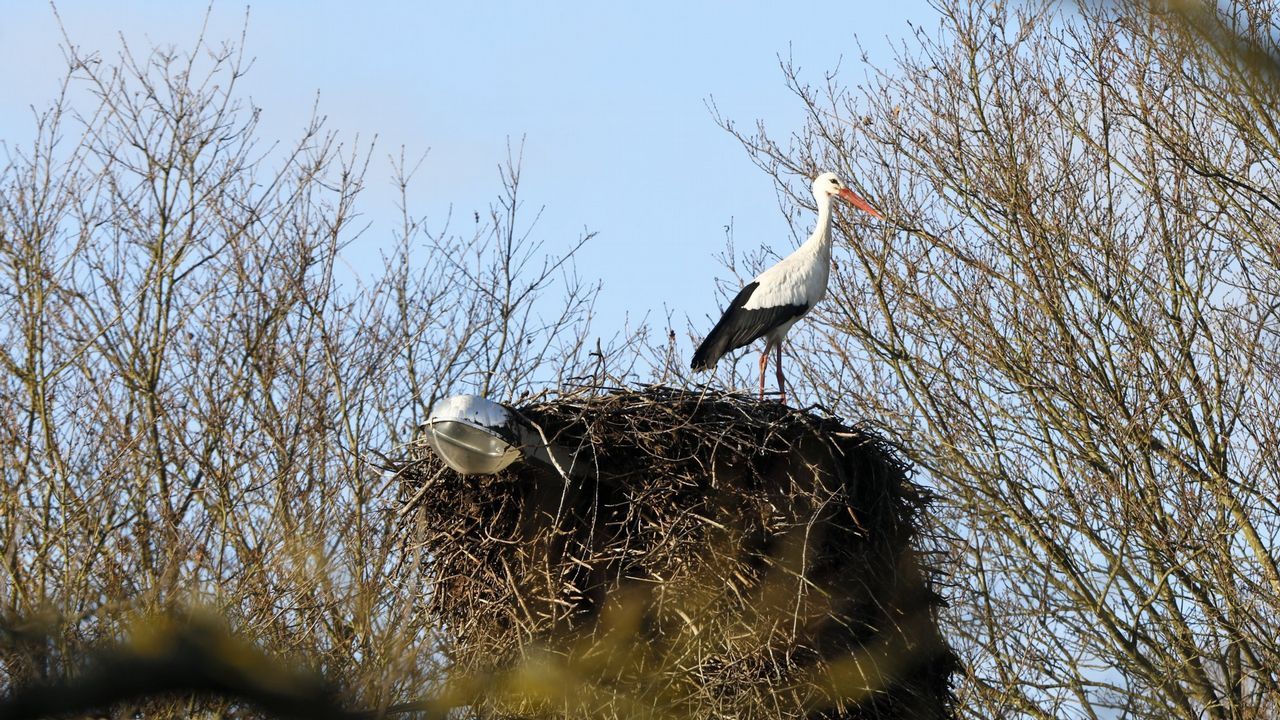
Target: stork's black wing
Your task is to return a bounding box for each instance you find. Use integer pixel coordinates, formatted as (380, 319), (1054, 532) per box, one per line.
(690, 282), (808, 370)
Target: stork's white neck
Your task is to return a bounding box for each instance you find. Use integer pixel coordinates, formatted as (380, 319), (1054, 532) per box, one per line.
(803, 190), (835, 254)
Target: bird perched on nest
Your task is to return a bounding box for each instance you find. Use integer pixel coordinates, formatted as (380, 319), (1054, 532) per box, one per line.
(691, 171), (882, 404)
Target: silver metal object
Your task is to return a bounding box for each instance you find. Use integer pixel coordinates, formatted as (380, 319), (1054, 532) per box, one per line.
(421, 395), (523, 475)
(420, 394), (589, 479)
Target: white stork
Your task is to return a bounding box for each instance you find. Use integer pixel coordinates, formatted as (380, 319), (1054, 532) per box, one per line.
(691, 171), (881, 403)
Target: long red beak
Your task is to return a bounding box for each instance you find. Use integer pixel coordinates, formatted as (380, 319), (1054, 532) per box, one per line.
(838, 187), (882, 219)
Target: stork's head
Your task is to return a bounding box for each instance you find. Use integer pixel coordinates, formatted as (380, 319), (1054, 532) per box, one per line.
(812, 171), (882, 219)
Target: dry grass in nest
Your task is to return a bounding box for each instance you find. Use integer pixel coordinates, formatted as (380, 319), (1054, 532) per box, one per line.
(398, 385), (955, 719)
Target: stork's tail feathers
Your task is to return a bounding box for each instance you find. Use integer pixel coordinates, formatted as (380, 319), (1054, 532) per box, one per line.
(691, 329), (730, 371)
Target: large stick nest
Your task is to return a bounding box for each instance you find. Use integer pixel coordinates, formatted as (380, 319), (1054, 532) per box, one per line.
(399, 386), (955, 719)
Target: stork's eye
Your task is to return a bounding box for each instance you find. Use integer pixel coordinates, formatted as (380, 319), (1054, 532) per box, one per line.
(829, 178), (839, 184)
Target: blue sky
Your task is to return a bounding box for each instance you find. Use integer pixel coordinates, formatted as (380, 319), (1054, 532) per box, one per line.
(0, 2), (933, 363)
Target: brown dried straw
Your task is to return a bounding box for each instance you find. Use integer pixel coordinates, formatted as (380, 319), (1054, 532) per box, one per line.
(398, 385), (955, 720)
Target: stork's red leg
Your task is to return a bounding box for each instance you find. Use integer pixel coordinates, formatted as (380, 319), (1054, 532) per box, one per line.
(758, 350), (769, 399)
(775, 342), (787, 404)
